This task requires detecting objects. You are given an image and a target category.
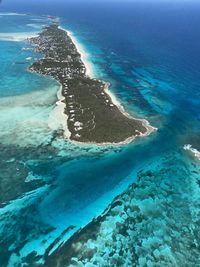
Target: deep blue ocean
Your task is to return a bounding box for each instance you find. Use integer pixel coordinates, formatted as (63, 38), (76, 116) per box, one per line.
(0, 1), (200, 266)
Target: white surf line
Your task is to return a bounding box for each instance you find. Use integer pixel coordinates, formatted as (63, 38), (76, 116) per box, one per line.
(184, 144), (200, 161)
(0, 12), (27, 16)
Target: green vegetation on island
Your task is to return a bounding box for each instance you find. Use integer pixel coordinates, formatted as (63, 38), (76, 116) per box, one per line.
(29, 24), (152, 144)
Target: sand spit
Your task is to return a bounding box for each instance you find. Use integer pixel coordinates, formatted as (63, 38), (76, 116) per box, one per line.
(48, 85), (70, 138)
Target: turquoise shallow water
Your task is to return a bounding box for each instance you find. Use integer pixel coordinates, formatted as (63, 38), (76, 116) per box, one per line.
(0, 2), (200, 266)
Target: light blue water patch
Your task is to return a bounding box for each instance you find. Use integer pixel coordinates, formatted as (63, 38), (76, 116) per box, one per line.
(0, 13), (45, 33)
(0, 41), (57, 97)
(132, 68), (174, 114)
(133, 67), (176, 93)
(0, 13), (56, 97)
(111, 63), (126, 76)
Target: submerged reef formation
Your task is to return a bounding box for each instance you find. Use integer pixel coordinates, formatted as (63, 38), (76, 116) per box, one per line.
(29, 24), (153, 144)
(43, 152), (200, 267)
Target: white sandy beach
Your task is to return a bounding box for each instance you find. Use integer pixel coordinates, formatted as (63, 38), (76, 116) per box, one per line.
(59, 26), (156, 145)
(26, 25), (156, 146)
(48, 84), (70, 138)
(0, 27), (70, 145)
(59, 27), (94, 78)
(67, 30), (94, 78)
(104, 81), (157, 140)
(63, 28), (156, 143)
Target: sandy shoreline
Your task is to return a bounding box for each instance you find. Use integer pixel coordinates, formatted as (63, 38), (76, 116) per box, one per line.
(48, 84), (70, 138)
(60, 27), (156, 145)
(27, 24), (156, 146)
(103, 81), (157, 135)
(24, 28), (69, 138)
(68, 31), (94, 78)
(1, 14), (156, 145)
(59, 27), (94, 78)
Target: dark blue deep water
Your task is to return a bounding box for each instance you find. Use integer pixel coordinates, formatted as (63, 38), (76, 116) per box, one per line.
(0, 1), (200, 266)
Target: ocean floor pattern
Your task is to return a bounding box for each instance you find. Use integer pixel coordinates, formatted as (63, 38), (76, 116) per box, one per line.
(45, 151), (200, 267)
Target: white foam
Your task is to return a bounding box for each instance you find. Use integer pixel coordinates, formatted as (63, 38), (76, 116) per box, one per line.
(0, 12), (27, 16)
(26, 23), (43, 29)
(25, 172), (43, 183)
(183, 144), (200, 161)
(0, 32), (38, 42)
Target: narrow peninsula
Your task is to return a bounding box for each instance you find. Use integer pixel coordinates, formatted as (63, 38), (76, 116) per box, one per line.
(29, 23), (154, 144)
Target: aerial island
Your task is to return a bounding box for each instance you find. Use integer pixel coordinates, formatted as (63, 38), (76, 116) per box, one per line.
(29, 23), (154, 144)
